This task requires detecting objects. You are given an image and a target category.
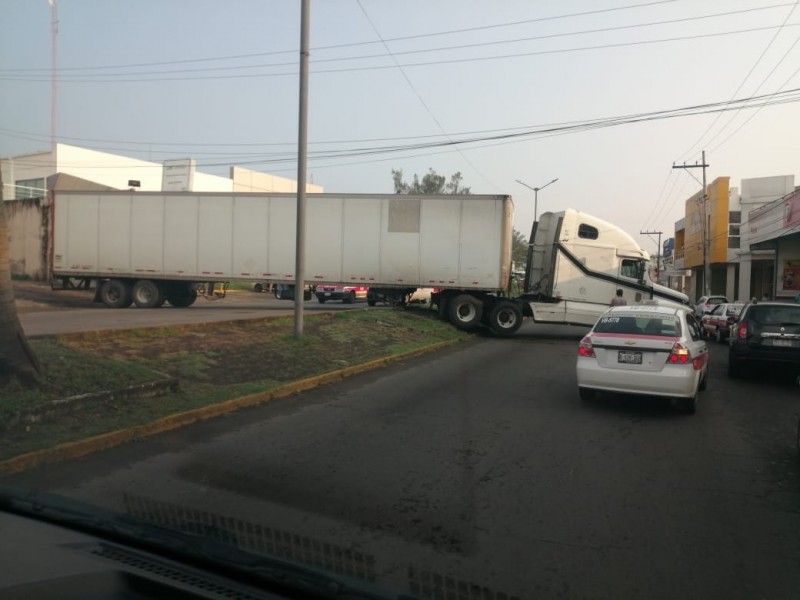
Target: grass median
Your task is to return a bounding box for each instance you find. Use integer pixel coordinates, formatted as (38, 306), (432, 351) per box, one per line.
(1, 307), (470, 461)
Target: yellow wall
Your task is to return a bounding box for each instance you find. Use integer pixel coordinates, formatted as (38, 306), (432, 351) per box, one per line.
(683, 176), (729, 268)
(707, 177), (730, 264)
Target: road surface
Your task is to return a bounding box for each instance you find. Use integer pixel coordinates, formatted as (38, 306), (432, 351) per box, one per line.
(4, 325), (800, 599)
(15, 283), (370, 336)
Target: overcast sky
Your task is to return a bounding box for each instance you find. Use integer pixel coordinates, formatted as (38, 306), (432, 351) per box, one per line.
(2, 0), (799, 254)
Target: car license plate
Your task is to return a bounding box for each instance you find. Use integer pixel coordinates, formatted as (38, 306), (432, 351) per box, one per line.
(618, 351), (642, 364)
(773, 339), (792, 347)
(324, 292), (331, 296)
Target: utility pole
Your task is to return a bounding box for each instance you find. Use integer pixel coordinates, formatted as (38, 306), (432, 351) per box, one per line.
(294, 0), (310, 338)
(672, 150), (710, 297)
(640, 229), (663, 280)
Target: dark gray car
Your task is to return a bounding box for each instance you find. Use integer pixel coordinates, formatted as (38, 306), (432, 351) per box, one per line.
(728, 301), (800, 378)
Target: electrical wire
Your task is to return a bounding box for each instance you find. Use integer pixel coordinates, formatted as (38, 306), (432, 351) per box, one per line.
(4, 23), (800, 83)
(0, 0), (685, 74)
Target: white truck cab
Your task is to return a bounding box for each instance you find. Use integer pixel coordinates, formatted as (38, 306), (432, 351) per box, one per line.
(525, 209), (688, 326)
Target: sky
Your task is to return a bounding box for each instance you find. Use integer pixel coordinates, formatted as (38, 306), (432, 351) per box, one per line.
(1, 0), (799, 255)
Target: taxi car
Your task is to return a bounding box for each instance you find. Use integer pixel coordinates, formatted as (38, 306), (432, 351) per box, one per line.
(576, 305), (709, 414)
(701, 302), (744, 343)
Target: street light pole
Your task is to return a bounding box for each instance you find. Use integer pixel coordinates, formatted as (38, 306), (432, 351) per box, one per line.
(516, 178), (559, 222)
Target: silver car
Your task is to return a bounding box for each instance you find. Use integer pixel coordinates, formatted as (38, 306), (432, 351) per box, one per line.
(576, 305), (709, 414)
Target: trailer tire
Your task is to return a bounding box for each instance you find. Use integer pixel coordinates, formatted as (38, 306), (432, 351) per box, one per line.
(447, 294), (483, 330)
(488, 301), (523, 336)
(167, 288), (198, 308)
(99, 279), (132, 309)
(132, 280), (164, 308)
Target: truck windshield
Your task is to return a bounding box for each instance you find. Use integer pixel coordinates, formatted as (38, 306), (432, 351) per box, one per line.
(620, 259), (644, 281)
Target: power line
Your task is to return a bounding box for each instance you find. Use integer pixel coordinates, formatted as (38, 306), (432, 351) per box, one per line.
(5, 3), (789, 80)
(0, 0), (685, 74)
(677, 1), (799, 162)
(4, 23), (800, 84)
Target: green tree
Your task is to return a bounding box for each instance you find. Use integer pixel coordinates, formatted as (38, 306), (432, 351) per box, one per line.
(0, 167), (41, 387)
(511, 228), (528, 268)
(392, 168), (471, 195)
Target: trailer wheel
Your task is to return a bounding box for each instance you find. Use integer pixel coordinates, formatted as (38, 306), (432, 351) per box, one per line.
(487, 301), (523, 336)
(166, 286), (198, 308)
(99, 279), (132, 309)
(447, 294), (483, 330)
(132, 280), (164, 308)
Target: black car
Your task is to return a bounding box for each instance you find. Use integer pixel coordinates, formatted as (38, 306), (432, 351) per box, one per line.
(728, 301), (800, 378)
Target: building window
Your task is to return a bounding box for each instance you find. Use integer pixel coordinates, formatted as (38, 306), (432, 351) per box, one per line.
(729, 211), (741, 224)
(578, 224), (599, 239)
(729, 225), (740, 236)
(15, 178), (45, 199)
(728, 237), (740, 249)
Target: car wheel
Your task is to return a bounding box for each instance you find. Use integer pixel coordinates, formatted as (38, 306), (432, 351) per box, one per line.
(578, 387), (596, 402)
(678, 394), (697, 414)
(318, 297), (326, 304)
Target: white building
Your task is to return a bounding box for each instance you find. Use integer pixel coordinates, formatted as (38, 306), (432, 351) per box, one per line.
(1, 143), (322, 200)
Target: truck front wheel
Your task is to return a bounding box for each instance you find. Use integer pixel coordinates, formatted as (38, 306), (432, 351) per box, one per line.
(488, 301), (523, 336)
(132, 280), (164, 308)
(99, 279), (133, 308)
(447, 294), (483, 330)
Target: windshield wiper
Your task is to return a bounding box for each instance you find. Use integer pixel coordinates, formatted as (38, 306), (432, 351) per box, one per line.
(0, 485), (411, 600)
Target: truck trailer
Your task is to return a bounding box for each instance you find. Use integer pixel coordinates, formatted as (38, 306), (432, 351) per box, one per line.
(49, 191), (687, 335)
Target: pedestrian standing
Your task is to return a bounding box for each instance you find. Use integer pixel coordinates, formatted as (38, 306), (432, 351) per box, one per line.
(610, 289), (627, 306)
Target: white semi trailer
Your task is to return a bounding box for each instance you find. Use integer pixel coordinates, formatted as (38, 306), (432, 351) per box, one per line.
(50, 191), (687, 335)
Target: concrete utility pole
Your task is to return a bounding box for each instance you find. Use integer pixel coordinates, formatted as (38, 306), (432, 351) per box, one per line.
(294, 0), (310, 338)
(50, 0), (58, 152)
(640, 229), (663, 280)
(672, 150), (710, 297)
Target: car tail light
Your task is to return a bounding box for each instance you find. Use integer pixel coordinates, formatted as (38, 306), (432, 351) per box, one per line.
(578, 336), (595, 358)
(738, 321), (749, 339)
(667, 342), (690, 364)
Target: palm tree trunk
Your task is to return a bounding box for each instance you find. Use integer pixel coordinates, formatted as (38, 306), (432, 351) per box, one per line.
(0, 172), (41, 387)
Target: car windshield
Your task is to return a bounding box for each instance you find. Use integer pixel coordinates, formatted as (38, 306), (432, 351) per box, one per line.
(594, 314), (681, 336)
(748, 305), (800, 325)
(4, 3), (800, 599)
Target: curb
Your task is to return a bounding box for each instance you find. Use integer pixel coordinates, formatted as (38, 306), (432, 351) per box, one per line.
(0, 338), (464, 476)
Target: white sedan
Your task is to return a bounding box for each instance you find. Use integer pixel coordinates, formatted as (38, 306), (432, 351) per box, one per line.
(576, 305), (709, 414)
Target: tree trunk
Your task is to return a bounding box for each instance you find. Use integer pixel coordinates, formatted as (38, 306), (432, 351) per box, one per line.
(0, 173), (41, 387)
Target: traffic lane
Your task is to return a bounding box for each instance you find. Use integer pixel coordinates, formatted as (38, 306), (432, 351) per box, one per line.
(5, 335), (800, 598)
(19, 295), (370, 337)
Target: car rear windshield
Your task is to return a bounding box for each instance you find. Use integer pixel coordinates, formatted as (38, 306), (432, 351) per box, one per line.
(594, 315), (681, 337)
(746, 305), (800, 325)
(707, 297), (725, 305)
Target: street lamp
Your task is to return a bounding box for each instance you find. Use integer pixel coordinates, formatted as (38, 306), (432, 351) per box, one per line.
(516, 178), (559, 223)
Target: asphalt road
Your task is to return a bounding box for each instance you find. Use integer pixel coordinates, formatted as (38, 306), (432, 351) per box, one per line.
(16, 287), (368, 337)
(4, 328), (800, 599)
